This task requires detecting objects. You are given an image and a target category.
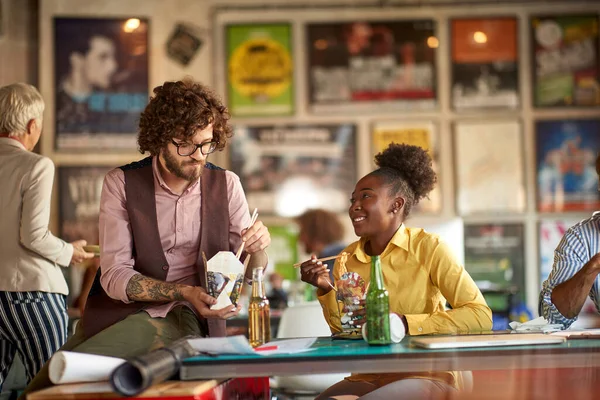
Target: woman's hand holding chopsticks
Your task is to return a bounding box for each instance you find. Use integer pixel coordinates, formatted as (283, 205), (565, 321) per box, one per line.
(299, 255), (337, 293)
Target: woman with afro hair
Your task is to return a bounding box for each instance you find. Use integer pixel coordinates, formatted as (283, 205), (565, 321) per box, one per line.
(300, 143), (492, 399)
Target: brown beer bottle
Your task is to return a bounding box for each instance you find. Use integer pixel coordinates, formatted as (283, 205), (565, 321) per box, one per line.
(248, 268), (271, 348)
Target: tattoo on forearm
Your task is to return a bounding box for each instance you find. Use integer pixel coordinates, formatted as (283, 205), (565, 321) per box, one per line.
(126, 274), (185, 302)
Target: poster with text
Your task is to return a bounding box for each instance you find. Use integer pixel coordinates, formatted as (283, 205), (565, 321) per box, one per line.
(536, 119), (600, 212)
(451, 17), (519, 110)
(307, 20), (437, 113)
(226, 24), (293, 116)
(230, 124), (356, 217)
(464, 223), (526, 302)
(532, 14), (600, 107)
(454, 121), (526, 215)
(54, 18), (148, 150)
(371, 121), (441, 214)
(59, 166), (111, 245)
(539, 218), (582, 285)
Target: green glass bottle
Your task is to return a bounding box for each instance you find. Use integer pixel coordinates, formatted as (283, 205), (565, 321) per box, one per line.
(366, 255), (391, 345)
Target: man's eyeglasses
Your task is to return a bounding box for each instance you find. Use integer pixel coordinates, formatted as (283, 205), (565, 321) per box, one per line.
(171, 139), (218, 156)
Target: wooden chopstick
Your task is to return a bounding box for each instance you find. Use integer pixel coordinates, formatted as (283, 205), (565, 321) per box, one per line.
(235, 208), (258, 259)
(293, 254), (341, 268)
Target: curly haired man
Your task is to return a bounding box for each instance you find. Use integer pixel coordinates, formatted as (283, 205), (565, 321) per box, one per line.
(23, 79), (271, 396)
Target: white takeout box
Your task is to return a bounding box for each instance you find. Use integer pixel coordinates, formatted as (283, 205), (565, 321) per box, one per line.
(206, 251), (245, 310)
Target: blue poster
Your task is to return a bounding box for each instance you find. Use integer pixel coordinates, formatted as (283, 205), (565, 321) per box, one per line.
(54, 18), (149, 150)
(536, 119), (600, 212)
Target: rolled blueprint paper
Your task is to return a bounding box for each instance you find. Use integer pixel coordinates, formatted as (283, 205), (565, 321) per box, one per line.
(48, 351), (126, 384)
(110, 337), (198, 397)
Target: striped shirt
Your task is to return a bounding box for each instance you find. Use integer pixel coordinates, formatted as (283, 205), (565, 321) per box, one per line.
(539, 213), (600, 328)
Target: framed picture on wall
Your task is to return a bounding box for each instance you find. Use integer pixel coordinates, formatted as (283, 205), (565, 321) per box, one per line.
(371, 121), (441, 214)
(464, 223), (526, 304)
(229, 124), (356, 217)
(538, 218), (581, 285)
(531, 14), (600, 107)
(58, 166), (112, 245)
(451, 17), (519, 110)
(306, 20), (437, 114)
(53, 17), (149, 151)
(226, 23), (293, 117)
(535, 119), (600, 212)
(454, 121), (526, 215)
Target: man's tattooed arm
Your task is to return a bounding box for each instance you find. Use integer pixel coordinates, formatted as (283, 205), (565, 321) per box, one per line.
(125, 274), (186, 302)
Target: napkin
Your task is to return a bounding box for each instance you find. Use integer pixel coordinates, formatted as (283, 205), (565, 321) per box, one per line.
(509, 316), (563, 333)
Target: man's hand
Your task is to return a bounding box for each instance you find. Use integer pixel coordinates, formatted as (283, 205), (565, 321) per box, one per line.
(70, 240), (95, 264)
(182, 286), (241, 319)
(241, 220), (270, 254)
(300, 255), (333, 293)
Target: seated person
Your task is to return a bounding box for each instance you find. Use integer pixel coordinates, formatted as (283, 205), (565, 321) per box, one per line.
(267, 272), (288, 310)
(300, 143), (492, 399)
(296, 208), (346, 282)
(540, 153), (600, 327)
(22, 79), (271, 397)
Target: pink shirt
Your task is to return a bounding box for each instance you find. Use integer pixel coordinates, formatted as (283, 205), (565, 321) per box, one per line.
(99, 157), (251, 318)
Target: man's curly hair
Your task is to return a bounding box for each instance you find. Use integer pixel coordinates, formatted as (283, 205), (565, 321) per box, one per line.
(138, 79), (233, 156)
(370, 143), (437, 218)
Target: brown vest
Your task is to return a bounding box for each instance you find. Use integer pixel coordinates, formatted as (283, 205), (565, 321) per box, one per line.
(81, 157), (230, 339)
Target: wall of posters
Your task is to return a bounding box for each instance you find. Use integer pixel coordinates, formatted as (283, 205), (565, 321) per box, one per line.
(532, 14), (600, 107)
(307, 20), (437, 113)
(371, 121), (441, 214)
(451, 17), (518, 110)
(539, 218), (581, 285)
(226, 24), (293, 116)
(454, 121), (526, 215)
(536, 119), (600, 212)
(230, 124), (356, 217)
(464, 223), (526, 302)
(54, 18), (148, 150)
(59, 166), (111, 244)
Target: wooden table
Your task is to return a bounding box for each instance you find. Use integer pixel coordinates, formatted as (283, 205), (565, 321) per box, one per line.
(27, 378), (269, 400)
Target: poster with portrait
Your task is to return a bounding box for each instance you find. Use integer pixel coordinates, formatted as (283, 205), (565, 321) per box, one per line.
(230, 124), (356, 217)
(307, 20), (437, 113)
(226, 24), (293, 116)
(464, 223), (526, 302)
(531, 14), (600, 107)
(536, 119), (600, 212)
(539, 218), (582, 285)
(371, 121), (441, 214)
(454, 121), (526, 215)
(54, 18), (149, 151)
(451, 17), (519, 110)
(59, 166), (111, 244)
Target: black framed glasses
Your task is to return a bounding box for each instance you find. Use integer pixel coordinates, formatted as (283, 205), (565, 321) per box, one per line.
(171, 139), (218, 156)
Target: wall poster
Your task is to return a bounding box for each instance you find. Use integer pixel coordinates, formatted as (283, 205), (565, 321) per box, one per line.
(371, 121), (441, 214)
(451, 17), (519, 110)
(454, 121), (526, 215)
(536, 119), (600, 212)
(226, 23), (293, 116)
(307, 20), (437, 113)
(54, 18), (149, 150)
(464, 223), (526, 303)
(532, 14), (600, 107)
(230, 124), (356, 217)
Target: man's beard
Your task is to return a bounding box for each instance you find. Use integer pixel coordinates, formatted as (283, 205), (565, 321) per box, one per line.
(163, 150), (204, 182)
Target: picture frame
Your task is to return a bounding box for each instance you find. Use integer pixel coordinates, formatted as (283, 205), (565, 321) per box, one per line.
(450, 16), (519, 110)
(225, 23), (294, 117)
(53, 17), (149, 151)
(453, 120), (526, 215)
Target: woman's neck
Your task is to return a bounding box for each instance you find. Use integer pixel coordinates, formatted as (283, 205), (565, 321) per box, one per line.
(364, 223), (402, 256)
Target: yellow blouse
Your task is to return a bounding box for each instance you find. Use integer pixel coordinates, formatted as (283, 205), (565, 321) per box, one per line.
(317, 224), (493, 389)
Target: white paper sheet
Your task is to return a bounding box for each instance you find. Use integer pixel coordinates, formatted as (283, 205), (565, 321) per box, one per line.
(186, 335), (316, 356)
(48, 351), (126, 384)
